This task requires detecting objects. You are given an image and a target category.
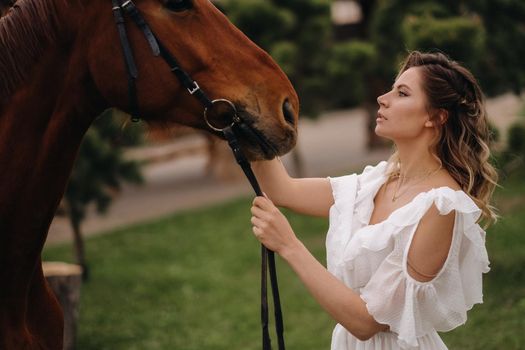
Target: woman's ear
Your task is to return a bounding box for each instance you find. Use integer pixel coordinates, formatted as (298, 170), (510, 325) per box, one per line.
(437, 109), (449, 125)
(426, 109), (448, 127)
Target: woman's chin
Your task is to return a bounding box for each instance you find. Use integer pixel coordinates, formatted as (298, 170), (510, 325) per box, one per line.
(374, 127), (395, 142)
(374, 126), (387, 138)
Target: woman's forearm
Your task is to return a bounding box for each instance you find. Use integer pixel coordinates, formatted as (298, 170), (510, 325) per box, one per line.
(250, 196), (386, 339)
(252, 158), (333, 216)
(251, 158), (294, 207)
(281, 241), (389, 341)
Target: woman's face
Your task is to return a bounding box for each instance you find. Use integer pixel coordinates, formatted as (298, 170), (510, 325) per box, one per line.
(375, 67), (433, 141)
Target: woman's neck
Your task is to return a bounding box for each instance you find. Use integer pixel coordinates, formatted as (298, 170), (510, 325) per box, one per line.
(394, 140), (441, 178)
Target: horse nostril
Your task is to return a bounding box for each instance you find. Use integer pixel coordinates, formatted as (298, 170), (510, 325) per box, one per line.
(282, 99), (296, 127)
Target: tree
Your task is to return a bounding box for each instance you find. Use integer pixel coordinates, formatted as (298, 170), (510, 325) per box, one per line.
(63, 110), (143, 280)
(370, 0), (525, 96)
(326, 41), (377, 108)
(468, 0), (525, 95)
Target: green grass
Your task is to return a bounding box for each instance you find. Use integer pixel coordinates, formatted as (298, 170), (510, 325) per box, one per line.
(43, 199), (332, 350)
(43, 178), (525, 349)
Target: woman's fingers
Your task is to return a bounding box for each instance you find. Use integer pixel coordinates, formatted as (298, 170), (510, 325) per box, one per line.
(252, 225), (262, 237)
(250, 195), (297, 254)
(251, 215), (266, 229)
(251, 204), (269, 219)
(252, 195), (274, 210)
(251, 217), (268, 243)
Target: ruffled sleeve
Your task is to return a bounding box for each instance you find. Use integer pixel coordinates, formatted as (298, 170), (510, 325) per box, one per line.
(326, 174), (358, 274)
(359, 188), (490, 349)
(326, 161), (388, 275)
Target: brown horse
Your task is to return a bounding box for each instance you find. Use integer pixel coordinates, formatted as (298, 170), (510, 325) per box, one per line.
(0, 0), (299, 348)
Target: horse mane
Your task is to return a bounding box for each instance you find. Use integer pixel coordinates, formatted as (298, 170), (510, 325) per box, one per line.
(0, 0), (63, 98)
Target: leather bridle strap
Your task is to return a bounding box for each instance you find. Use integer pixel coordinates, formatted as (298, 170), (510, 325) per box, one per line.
(111, 0), (140, 121)
(112, 0), (214, 114)
(222, 126), (285, 350)
(111, 2), (286, 349)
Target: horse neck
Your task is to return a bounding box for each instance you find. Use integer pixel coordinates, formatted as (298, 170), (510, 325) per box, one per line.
(0, 2), (111, 346)
(0, 29), (105, 298)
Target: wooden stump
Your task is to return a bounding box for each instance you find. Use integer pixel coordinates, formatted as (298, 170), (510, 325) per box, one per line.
(43, 262), (83, 350)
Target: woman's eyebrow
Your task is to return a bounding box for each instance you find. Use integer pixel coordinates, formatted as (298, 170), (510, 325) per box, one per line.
(392, 83), (412, 91)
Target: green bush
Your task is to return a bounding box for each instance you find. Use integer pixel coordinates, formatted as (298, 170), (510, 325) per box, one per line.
(500, 122), (525, 177)
(326, 41), (377, 108)
(270, 41), (299, 77)
(469, 0), (525, 95)
(224, 0), (296, 50)
(402, 15), (485, 70)
(508, 124), (525, 154)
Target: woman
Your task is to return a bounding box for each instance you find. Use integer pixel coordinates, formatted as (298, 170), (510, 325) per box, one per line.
(250, 51), (498, 349)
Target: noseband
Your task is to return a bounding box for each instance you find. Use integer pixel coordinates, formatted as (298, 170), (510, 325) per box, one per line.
(111, 1), (285, 349)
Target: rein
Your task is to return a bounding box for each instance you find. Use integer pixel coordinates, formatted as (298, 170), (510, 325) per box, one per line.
(111, 1), (286, 349)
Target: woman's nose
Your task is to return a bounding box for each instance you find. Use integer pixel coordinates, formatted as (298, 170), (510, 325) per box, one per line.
(377, 93), (388, 107)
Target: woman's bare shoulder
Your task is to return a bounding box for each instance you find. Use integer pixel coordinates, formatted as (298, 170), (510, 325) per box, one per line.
(430, 169), (462, 191)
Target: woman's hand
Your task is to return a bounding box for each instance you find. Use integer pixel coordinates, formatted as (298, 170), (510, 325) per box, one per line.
(250, 195), (300, 256)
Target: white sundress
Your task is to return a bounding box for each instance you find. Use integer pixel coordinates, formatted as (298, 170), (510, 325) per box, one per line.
(326, 161), (490, 350)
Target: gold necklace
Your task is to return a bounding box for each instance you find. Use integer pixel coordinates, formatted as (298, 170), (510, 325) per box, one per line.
(391, 166), (442, 202)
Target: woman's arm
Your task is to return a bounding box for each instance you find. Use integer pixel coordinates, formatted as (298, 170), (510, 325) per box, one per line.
(252, 158), (333, 217)
(251, 196), (389, 340)
(283, 242), (389, 340)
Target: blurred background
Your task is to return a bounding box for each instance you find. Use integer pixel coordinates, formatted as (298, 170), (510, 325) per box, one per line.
(43, 0), (525, 349)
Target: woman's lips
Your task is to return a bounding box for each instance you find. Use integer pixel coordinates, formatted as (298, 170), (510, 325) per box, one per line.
(376, 112), (387, 121)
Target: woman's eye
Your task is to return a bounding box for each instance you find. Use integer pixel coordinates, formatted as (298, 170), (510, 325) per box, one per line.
(164, 0), (193, 12)
(398, 91), (408, 97)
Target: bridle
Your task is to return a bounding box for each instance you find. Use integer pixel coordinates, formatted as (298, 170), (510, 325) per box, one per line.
(111, 1), (286, 349)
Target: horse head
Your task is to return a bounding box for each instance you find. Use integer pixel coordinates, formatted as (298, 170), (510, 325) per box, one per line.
(86, 0), (299, 160)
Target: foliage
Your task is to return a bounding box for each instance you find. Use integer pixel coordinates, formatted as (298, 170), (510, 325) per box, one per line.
(43, 177), (525, 349)
(370, 0), (525, 96)
(499, 123), (525, 177)
(468, 0), (525, 95)
(224, 0), (296, 50)
(508, 124), (525, 155)
(402, 14), (485, 71)
(269, 41), (299, 77)
(326, 41), (377, 108)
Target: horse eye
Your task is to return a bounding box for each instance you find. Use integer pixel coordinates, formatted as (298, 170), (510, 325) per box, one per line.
(163, 0), (193, 12)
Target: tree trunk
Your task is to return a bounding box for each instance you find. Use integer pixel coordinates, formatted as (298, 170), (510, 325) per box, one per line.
(205, 136), (244, 182)
(43, 262), (83, 350)
(290, 148), (305, 177)
(69, 214), (89, 280)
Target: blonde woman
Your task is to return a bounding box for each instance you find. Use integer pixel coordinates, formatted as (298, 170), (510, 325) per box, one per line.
(250, 51), (498, 349)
